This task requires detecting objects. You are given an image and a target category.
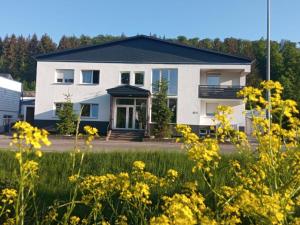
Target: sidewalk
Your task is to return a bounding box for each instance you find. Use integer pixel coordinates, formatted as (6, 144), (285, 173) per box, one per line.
(0, 135), (238, 153)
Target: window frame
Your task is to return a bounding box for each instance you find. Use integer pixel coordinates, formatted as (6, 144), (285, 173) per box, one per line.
(55, 69), (74, 84)
(134, 72), (145, 86)
(120, 72), (131, 85)
(81, 70), (100, 85)
(80, 103), (99, 119)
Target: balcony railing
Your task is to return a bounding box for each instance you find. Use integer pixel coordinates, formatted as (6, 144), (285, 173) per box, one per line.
(198, 85), (244, 99)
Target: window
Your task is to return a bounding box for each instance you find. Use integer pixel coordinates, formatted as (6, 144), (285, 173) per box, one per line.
(207, 74), (220, 86)
(152, 69), (178, 95)
(81, 104), (99, 118)
(121, 72), (130, 85)
(54, 103), (64, 116)
(168, 98), (177, 123)
(116, 99), (135, 105)
(134, 72), (144, 85)
(81, 70), (100, 84)
(56, 69), (74, 84)
(206, 103), (218, 116)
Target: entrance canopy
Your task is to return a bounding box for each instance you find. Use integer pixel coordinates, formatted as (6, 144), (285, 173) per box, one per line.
(107, 85), (151, 97)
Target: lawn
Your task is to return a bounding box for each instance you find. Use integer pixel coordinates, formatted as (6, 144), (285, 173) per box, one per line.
(0, 149), (249, 220)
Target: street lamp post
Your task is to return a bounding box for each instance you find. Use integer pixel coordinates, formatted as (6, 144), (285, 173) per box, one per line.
(267, 0), (271, 126)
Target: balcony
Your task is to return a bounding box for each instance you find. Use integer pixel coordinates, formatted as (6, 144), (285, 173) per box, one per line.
(198, 85), (243, 99)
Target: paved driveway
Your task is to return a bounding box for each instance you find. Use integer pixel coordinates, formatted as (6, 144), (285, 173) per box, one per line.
(0, 135), (238, 153)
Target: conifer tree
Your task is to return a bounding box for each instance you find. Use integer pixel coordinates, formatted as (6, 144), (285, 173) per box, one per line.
(56, 94), (77, 135)
(151, 80), (172, 138)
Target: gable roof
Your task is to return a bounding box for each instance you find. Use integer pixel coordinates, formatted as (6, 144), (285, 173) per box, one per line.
(107, 85), (150, 97)
(35, 35), (252, 65)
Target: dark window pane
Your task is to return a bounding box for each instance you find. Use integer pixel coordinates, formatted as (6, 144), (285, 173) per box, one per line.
(121, 72), (130, 84)
(81, 104), (91, 117)
(135, 72), (144, 85)
(151, 98), (158, 122)
(135, 105), (147, 129)
(168, 98), (177, 123)
(116, 107), (126, 128)
(136, 99), (147, 106)
(93, 71), (100, 84)
(116, 99), (134, 105)
(128, 107), (133, 128)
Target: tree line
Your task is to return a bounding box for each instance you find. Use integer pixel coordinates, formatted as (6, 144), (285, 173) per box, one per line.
(0, 33), (299, 105)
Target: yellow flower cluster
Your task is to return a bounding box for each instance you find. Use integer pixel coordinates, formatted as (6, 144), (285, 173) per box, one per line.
(150, 192), (216, 225)
(1, 189), (17, 205)
(10, 121), (51, 150)
(83, 125), (98, 148)
(176, 124), (220, 175)
(79, 161), (178, 217)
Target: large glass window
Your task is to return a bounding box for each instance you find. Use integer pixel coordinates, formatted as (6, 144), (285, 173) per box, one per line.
(151, 98), (177, 123)
(207, 75), (220, 86)
(82, 70), (99, 84)
(56, 69), (74, 84)
(121, 72), (130, 85)
(152, 69), (178, 95)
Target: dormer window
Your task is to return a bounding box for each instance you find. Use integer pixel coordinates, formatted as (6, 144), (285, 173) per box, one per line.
(56, 69), (74, 84)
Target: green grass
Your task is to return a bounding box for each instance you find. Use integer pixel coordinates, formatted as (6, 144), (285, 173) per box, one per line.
(0, 149), (251, 221)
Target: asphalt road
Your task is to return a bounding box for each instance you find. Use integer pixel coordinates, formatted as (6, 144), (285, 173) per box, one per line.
(0, 135), (239, 153)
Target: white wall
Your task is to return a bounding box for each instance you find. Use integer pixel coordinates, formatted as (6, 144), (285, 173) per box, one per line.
(0, 77), (22, 132)
(199, 99), (245, 127)
(35, 61), (250, 126)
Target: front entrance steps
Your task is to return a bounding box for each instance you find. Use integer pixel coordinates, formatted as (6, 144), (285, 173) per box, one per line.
(106, 129), (144, 141)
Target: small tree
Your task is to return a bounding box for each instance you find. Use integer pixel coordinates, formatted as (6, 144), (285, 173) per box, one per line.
(151, 79), (172, 138)
(56, 94), (77, 135)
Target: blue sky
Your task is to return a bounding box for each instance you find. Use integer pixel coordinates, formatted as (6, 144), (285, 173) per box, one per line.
(0, 0), (299, 43)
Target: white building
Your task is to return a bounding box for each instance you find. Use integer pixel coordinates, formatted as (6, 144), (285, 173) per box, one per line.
(0, 74), (22, 133)
(34, 35), (252, 138)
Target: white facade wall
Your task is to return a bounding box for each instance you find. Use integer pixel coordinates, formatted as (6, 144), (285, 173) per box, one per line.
(35, 61), (250, 127)
(0, 77), (22, 132)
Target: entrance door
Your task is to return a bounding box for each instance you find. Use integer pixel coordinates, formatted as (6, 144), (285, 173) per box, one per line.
(25, 106), (35, 125)
(116, 106), (134, 129)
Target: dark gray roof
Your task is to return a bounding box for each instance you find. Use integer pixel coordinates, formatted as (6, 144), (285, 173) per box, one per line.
(35, 35), (252, 65)
(107, 85), (150, 97)
(0, 73), (13, 80)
